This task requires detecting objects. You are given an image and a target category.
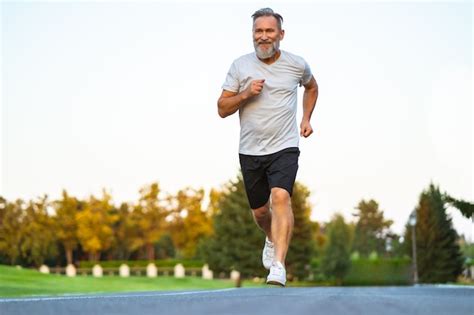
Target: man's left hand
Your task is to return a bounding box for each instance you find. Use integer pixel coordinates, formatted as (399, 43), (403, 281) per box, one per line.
(300, 120), (313, 138)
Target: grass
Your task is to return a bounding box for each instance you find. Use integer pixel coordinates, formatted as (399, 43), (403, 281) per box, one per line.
(0, 265), (264, 298)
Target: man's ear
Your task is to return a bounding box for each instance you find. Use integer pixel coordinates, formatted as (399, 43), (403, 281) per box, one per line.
(280, 29), (285, 40)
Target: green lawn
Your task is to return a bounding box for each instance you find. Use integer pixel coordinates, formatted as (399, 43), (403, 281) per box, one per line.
(0, 265), (264, 298)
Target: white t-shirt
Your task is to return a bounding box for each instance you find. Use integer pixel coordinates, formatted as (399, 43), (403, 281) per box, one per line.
(222, 50), (312, 155)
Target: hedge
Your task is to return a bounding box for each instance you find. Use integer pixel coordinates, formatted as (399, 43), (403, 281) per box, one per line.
(343, 257), (412, 285)
(78, 259), (205, 269)
(310, 257), (412, 285)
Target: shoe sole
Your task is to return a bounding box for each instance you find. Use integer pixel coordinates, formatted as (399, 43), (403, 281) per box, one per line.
(266, 280), (286, 287)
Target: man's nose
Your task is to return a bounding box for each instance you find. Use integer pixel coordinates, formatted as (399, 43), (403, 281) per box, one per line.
(261, 31), (268, 40)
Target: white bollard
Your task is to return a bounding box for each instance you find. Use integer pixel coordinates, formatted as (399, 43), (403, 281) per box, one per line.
(230, 270), (240, 281)
(119, 264), (130, 277)
(147, 263), (157, 278)
(39, 265), (50, 274)
(66, 264), (76, 277)
(202, 264), (213, 280)
(92, 264), (103, 277)
(174, 263), (185, 278)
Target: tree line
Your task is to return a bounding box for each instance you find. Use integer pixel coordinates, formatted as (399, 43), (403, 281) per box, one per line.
(0, 183), (213, 267)
(0, 176), (471, 283)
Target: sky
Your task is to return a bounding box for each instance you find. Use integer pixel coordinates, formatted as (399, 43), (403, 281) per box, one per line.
(1, 0), (472, 239)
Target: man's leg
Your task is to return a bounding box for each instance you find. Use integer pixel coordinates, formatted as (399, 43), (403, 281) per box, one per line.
(252, 202), (272, 241)
(270, 187), (294, 264)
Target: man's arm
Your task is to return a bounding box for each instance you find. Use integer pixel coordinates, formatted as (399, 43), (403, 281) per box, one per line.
(217, 79), (265, 118)
(300, 75), (318, 137)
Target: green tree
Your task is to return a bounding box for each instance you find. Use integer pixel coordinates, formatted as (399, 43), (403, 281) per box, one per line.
(443, 194), (473, 219)
(200, 175), (264, 277)
(20, 196), (58, 266)
(458, 235), (473, 271)
(54, 190), (82, 265)
(386, 233), (406, 258)
(352, 199), (393, 257)
(0, 197), (23, 265)
(321, 213), (352, 284)
(286, 182), (315, 280)
(404, 184), (464, 283)
(155, 234), (176, 259)
(76, 190), (118, 261)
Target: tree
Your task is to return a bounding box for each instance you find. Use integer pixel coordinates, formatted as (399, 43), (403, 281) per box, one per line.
(200, 175), (265, 277)
(54, 190), (82, 265)
(155, 234), (175, 259)
(206, 188), (222, 218)
(20, 196), (58, 266)
(311, 221), (327, 258)
(76, 190), (117, 261)
(110, 202), (137, 260)
(0, 197), (23, 265)
(352, 199), (393, 256)
(168, 187), (213, 258)
(286, 182), (315, 280)
(404, 184), (464, 283)
(443, 194), (473, 219)
(321, 213), (352, 284)
(133, 183), (168, 261)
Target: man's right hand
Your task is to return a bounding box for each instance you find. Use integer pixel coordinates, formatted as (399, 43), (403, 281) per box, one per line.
(245, 79), (265, 98)
(218, 79), (265, 118)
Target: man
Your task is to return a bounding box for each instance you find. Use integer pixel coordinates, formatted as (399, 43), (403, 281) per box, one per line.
(217, 8), (318, 286)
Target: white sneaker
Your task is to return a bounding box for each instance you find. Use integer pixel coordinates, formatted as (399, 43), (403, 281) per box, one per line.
(266, 261), (286, 286)
(262, 237), (275, 270)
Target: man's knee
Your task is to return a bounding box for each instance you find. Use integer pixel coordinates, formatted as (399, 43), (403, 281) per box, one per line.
(252, 204), (270, 220)
(271, 188), (291, 206)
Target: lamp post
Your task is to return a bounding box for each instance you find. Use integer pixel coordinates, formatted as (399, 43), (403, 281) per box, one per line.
(409, 210), (419, 285)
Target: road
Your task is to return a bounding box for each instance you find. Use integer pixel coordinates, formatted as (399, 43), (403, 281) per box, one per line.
(1, 286), (473, 315)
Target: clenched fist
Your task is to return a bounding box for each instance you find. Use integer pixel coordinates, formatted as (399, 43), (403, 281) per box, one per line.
(300, 120), (313, 138)
(245, 79), (265, 98)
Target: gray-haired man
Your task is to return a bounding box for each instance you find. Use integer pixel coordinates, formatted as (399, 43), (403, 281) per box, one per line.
(217, 8), (318, 286)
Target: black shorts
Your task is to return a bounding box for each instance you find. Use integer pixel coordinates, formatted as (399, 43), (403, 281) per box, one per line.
(239, 147), (300, 209)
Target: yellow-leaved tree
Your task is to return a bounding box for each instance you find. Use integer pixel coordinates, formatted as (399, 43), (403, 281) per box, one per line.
(20, 195), (58, 267)
(54, 190), (82, 265)
(168, 187), (213, 259)
(132, 183), (167, 261)
(76, 190), (117, 261)
(0, 197), (23, 265)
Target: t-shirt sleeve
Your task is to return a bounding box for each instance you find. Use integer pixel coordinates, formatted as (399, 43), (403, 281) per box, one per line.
(221, 61), (240, 93)
(299, 60), (313, 87)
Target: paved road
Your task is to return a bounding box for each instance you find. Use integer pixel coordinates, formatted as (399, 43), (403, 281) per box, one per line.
(1, 286), (473, 315)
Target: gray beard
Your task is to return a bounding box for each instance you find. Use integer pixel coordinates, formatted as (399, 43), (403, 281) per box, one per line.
(254, 41), (279, 59)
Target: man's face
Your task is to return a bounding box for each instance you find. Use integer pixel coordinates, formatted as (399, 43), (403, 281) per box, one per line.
(253, 16), (285, 60)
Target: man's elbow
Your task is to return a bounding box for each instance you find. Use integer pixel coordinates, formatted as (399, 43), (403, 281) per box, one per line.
(217, 101), (228, 118)
(310, 79), (318, 92)
(308, 81), (318, 97)
(218, 109), (228, 118)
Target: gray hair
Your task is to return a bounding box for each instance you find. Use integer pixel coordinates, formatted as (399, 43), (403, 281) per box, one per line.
(251, 8), (283, 30)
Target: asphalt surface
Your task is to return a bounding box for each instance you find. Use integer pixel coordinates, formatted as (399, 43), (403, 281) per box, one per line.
(1, 286), (473, 315)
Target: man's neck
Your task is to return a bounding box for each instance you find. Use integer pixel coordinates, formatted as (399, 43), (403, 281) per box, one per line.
(258, 50), (281, 65)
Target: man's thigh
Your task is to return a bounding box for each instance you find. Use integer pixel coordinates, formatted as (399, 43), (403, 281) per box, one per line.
(239, 154), (271, 209)
(266, 147), (300, 196)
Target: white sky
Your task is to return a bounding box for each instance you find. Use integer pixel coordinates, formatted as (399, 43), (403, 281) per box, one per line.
(2, 0), (473, 239)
